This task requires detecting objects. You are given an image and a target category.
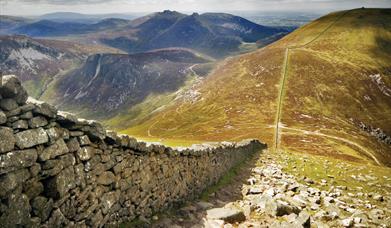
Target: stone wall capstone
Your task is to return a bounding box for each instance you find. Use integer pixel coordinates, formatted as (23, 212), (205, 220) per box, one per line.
(0, 75), (266, 227)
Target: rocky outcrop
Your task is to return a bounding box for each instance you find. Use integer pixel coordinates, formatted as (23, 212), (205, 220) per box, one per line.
(357, 121), (391, 145)
(0, 75), (265, 227)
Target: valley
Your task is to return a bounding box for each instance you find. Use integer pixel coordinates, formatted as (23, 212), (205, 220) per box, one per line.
(124, 8), (391, 167)
(0, 5), (390, 227)
(1, 10), (288, 124)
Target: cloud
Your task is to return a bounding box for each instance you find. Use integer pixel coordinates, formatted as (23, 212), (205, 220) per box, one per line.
(13, 0), (116, 4)
(2, 0), (391, 16)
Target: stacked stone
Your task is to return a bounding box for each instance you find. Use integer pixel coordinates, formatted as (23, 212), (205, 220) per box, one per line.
(0, 75), (265, 227)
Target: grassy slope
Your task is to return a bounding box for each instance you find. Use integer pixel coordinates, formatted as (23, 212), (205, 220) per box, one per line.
(120, 9), (391, 166)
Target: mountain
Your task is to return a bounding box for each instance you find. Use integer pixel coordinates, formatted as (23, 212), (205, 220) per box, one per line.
(14, 20), (86, 37)
(0, 15), (32, 34)
(40, 48), (212, 120)
(0, 35), (122, 97)
(7, 10), (287, 58)
(13, 18), (134, 37)
(120, 8), (391, 166)
(37, 12), (140, 23)
(101, 10), (288, 58)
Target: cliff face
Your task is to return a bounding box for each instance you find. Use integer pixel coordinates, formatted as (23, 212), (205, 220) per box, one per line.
(0, 75), (265, 227)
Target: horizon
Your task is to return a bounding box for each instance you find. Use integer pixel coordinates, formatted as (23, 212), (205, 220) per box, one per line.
(1, 10), (325, 18)
(1, 0), (390, 16)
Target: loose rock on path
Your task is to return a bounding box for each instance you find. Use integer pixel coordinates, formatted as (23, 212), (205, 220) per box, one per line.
(150, 149), (391, 228)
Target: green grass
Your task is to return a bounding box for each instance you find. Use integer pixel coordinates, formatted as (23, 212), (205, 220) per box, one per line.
(279, 149), (391, 210)
(200, 149), (260, 201)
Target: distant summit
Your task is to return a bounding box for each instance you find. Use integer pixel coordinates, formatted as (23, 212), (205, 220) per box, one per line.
(101, 10), (287, 58)
(2, 10), (287, 58)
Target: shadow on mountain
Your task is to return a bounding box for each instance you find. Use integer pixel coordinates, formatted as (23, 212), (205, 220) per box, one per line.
(54, 49), (211, 120)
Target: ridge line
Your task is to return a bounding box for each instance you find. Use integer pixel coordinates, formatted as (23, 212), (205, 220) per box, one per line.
(273, 10), (351, 152)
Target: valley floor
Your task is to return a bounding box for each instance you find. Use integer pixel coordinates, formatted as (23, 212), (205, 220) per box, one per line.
(127, 149), (391, 227)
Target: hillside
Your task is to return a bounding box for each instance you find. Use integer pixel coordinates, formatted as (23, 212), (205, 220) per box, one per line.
(121, 8), (391, 166)
(0, 15), (32, 34)
(4, 10), (287, 58)
(12, 18), (132, 37)
(101, 11), (287, 58)
(40, 49), (212, 120)
(0, 35), (122, 98)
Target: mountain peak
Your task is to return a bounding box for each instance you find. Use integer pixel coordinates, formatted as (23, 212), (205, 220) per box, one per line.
(160, 10), (181, 15)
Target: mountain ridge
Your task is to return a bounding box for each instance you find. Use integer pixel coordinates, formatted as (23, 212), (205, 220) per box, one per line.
(120, 8), (391, 166)
(3, 10), (288, 58)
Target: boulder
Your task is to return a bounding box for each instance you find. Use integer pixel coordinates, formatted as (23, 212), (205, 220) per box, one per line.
(0, 193), (31, 226)
(252, 192), (273, 210)
(0, 168), (30, 197)
(66, 137), (80, 152)
(0, 148), (37, 174)
(373, 194), (384, 202)
(101, 191), (120, 214)
(27, 97), (57, 118)
(77, 147), (95, 161)
(0, 98), (18, 111)
(20, 111), (33, 119)
(46, 127), (63, 143)
(266, 199), (301, 216)
(206, 207), (246, 223)
(28, 116), (48, 128)
(0, 75), (28, 104)
(341, 218), (353, 227)
(294, 211), (311, 228)
(105, 130), (120, 145)
(203, 219), (224, 228)
(119, 134), (130, 147)
(97, 171), (115, 185)
(0, 127), (15, 153)
(45, 208), (68, 227)
(82, 120), (105, 141)
(8, 115), (19, 123)
(0, 111), (6, 124)
(14, 127), (48, 149)
(31, 196), (54, 222)
(24, 180), (44, 199)
(4, 107), (21, 117)
(39, 139), (69, 161)
(56, 111), (78, 126)
(45, 166), (75, 199)
(78, 135), (91, 146)
(12, 119), (28, 130)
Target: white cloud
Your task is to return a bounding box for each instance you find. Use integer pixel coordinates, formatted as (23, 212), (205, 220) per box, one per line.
(1, 0), (390, 16)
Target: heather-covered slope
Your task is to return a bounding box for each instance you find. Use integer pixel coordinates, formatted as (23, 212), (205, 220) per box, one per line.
(0, 35), (122, 98)
(123, 8), (391, 166)
(41, 49), (212, 120)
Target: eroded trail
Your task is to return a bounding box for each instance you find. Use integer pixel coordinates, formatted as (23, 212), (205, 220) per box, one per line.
(150, 149), (391, 227)
(281, 126), (381, 165)
(273, 10), (351, 152)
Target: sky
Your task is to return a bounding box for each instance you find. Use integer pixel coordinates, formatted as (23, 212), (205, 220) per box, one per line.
(1, 0), (390, 16)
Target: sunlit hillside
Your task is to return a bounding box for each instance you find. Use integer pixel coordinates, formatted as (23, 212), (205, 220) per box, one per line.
(121, 8), (391, 166)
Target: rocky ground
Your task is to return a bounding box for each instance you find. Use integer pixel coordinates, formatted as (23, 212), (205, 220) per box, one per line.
(134, 149), (391, 228)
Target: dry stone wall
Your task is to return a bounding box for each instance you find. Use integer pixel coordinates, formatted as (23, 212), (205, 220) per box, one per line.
(0, 75), (265, 227)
